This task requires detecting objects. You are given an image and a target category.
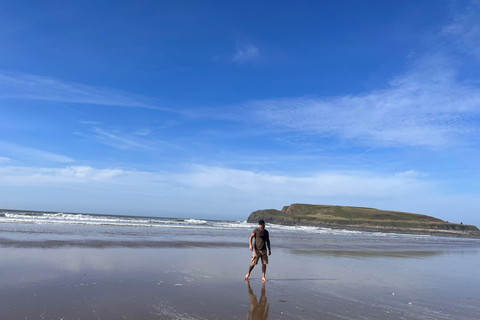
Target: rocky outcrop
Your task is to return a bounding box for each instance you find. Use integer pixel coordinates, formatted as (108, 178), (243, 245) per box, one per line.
(247, 204), (480, 238)
(248, 209), (296, 225)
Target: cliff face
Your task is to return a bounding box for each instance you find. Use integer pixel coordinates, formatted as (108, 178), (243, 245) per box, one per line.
(247, 203), (480, 237)
(248, 209), (296, 225)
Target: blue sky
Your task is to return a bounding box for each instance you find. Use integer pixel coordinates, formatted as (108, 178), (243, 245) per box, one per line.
(1, 1), (480, 225)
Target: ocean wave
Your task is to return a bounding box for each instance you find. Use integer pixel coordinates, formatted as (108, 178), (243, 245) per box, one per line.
(0, 211), (439, 238)
(0, 211), (238, 231)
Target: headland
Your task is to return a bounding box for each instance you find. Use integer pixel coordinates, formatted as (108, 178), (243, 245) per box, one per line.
(247, 203), (480, 238)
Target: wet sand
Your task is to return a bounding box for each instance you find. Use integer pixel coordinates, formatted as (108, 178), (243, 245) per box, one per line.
(1, 243), (479, 319)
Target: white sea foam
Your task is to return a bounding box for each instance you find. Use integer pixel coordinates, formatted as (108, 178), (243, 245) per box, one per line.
(183, 219), (207, 225)
(1, 211), (234, 231)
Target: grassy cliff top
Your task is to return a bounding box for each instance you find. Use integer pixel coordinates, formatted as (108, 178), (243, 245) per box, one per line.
(281, 203), (444, 222)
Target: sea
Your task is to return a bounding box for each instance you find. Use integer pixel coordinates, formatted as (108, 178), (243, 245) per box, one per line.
(1, 209), (480, 252)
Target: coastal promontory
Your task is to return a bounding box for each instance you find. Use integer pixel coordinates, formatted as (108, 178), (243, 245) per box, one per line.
(247, 203), (480, 237)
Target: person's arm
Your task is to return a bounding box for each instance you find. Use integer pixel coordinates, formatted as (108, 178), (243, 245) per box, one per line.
(249, 232), (255, 251)
(266, 232), (271, 255)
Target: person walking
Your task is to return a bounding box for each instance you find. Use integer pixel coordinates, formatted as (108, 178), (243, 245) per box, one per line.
(245, 220), (271, 282)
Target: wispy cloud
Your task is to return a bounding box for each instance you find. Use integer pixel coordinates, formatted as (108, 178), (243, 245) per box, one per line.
(0, 71), (164, 109)
(134, 128), (153, 136)
(89, 127), (156, 150)
(80, 121), (102, 125)
(231, 41), (260, 63)
(0, 165), (125, 185)
(238, 58), (480, 147)
(0, 140), (74, 163)
(443, 0), (480, 59)
(76, 125), (185, 152)
(228, 11), (480, 148)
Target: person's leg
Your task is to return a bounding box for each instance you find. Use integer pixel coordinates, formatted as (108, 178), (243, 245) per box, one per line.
(246, 251), (258, 279)
(245, 264), (255, 280)
(261, 251), (268, 282)
(262, 260), (268, 282)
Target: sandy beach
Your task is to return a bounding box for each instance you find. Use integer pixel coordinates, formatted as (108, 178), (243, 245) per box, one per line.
(1, 213), (479, 319)
(1, 245), (479, 319)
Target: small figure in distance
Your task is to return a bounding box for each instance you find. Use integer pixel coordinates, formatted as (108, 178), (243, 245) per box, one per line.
(245, 220), (271, 282)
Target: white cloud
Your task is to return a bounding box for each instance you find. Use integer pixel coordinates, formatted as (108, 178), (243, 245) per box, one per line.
(80, 120), (102, 125)
(394, 170), (426, 178)
(181, 165), (428, 198)
(443, 1), (480, 59)
(76, 126), (185, 151)
(0, 140), (74, 163)
(231, 42), (260, 63)
(236, 55), (480, 147)
(0, 165), (125, 185)
(0, 71), (164, 109)
(0, 156), (10, 163)
(1, 163), (478, 225)
(0, 163), (429, 199)
(219, 7), (480, 148)
(90, 127), (156, 150)
(134, 128), (153, 136)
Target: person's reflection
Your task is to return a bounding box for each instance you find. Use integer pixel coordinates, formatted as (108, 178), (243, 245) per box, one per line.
(246, 280), (269, 320)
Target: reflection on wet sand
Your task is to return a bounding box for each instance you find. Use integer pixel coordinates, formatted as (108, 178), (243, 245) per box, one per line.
(246, 280), (269, 320)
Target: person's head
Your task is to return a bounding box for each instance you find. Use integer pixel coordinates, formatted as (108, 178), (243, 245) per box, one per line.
(258, 220), (265, 229)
